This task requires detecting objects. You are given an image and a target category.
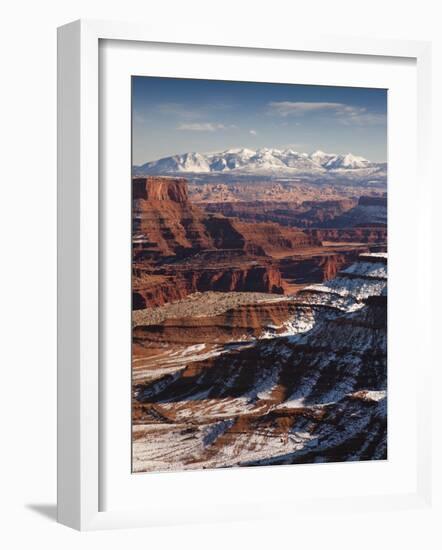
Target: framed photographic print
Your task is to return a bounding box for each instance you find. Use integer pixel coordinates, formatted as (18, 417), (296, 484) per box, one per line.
(57, 19), (432, 530)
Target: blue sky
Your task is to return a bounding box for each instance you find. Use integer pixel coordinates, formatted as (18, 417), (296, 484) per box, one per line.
(132, 76), (387, 164)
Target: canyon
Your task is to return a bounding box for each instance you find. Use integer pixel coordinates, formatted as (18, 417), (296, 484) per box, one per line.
(132, 254), (387, 471)
(131, 175), (387, 471)
(132, 176), (386, 308)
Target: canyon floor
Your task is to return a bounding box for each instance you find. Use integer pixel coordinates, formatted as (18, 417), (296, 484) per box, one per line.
(131, 176), (387, 472)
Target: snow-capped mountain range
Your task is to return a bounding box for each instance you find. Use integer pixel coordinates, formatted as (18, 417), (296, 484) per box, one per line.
(133, 148), (386, 178)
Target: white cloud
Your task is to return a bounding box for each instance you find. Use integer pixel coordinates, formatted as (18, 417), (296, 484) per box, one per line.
(268, 101), (385, 125)
(269, 101), (350, 116)
(177, 122), (226, 132)
(249, 129), (257, 135)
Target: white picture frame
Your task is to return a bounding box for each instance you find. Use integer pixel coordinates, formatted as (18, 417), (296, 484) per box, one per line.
(57, 19), (432, 531)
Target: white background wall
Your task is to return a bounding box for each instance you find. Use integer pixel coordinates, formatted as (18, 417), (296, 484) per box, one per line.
(0, 0), (440, 547)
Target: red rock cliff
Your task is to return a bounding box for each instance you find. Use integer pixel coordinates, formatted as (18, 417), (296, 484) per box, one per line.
(132, 176), (317, 259)
(133, 176), (189, 203)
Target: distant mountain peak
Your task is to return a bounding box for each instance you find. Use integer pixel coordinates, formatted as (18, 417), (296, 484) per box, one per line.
(324, 153), (370, 169)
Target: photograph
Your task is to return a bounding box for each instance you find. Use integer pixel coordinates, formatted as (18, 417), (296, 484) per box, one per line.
(131, 76), (388, 473)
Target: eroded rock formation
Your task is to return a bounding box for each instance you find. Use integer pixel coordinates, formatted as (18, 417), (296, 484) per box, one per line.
(132, 177), (386, 310)
(132, 254), (387, 471)
(202, 198), (357, 228)
(133, 261), (285, 309)
(132, 177), (332, 307)
(133, 176), (316, 259)
(306, 227), (387, 244)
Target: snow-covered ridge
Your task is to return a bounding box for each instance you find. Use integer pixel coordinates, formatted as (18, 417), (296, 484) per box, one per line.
(132, 252), (388, 471)
(263, 253), (387, 339)
(134, 148), (386, 177)
(301, 252), (387, 305)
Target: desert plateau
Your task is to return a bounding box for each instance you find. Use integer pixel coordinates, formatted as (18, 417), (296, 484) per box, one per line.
(131, 168), (387, 472)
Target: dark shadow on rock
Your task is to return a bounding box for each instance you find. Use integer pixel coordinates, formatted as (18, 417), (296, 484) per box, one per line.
(26, 503), (57, 522)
